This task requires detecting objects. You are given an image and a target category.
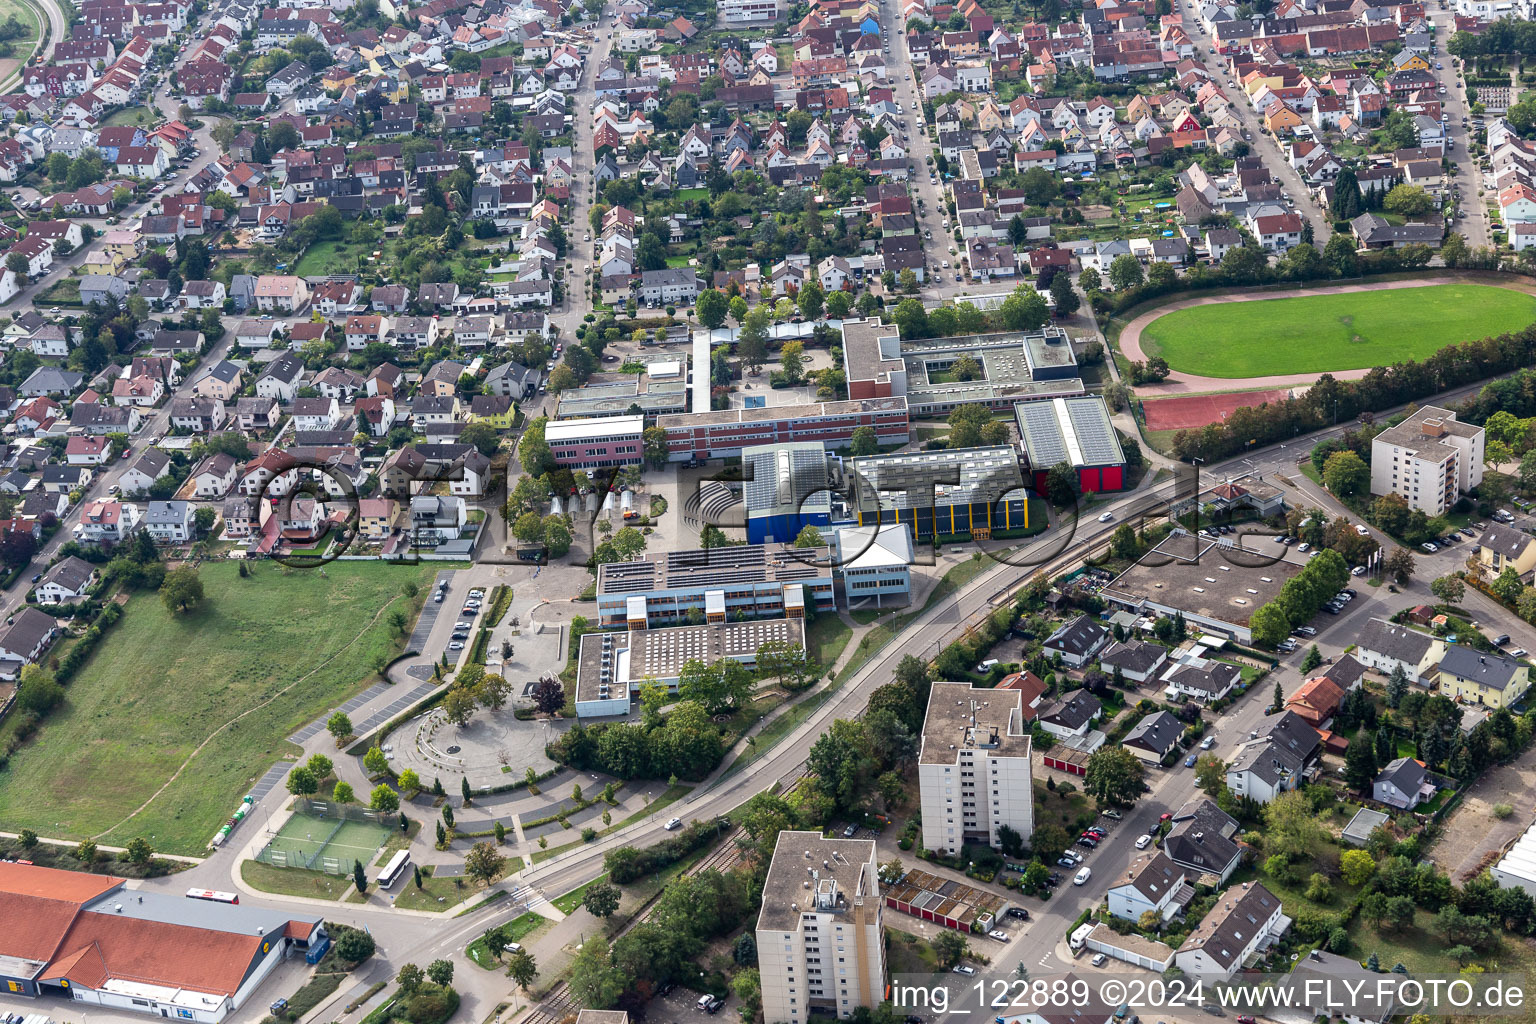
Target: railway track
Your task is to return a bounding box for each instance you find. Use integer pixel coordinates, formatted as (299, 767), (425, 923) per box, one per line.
(518, 825), (748, 1024)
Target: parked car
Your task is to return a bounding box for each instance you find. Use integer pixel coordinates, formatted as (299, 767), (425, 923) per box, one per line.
(1185, 754), (1198, 767)
(988, 929), (1010, 941)
(1091, 953), (1108, 967)
(1135, 834), (1152, 849)
(843, 824), (859, 838)
(1057, 856), (1077, 867)
(952, 965), (977, 976)
(1074, 867), (1092, 885)
(1201, 735), (1215, 749)
(1102, 809), (1122, 820)
(1007, 907), (1031, 919)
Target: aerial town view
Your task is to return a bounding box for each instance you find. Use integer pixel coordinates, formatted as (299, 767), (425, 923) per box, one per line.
(7, 0), (1536, 1021)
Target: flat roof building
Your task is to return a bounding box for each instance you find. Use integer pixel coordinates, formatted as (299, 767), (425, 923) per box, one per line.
(1098, 531), (1308, 644)
(831, 523), (914, 608)
(756, 831), (885, 1023)
(1016, 395), (1127, 493)
(574, 617), (806, 718)
(1370, 405), (1484, 516)
(658, 398), (910, 462)
(545, 414), (644, 470)
(849, 445), (1029, 540)
(595, 542), (835, 629)
(839, 317), (1085, 415)
(742, 441), (835, 544)
(919, 682), (1033, 856)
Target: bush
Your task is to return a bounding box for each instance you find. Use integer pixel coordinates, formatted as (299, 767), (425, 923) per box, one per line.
(1494, 803), (1515, 819)
(403, 986), (458, 1024)
(604, 819), (720, 882)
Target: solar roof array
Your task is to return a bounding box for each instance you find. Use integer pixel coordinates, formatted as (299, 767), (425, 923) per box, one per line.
(1016, 396), (1125, 469)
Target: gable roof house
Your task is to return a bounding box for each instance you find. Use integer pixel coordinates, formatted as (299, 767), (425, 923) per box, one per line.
(1172, 882), (1285, 979)
(1354, 616), (1444, 683)
(1122, 710), (1185, 764)
(1226, 710), (1320, 804)
(1107, 852), (1193, 923)
(1042, 614), (1109, 668)
(1163, 796), (1244, 882)
(1372, 755), (1433, 810)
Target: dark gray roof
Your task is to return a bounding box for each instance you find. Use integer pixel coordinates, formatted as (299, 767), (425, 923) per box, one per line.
(1478, 522), (1535, 561)
(1374, 755), (1427, 791)
(1099, 639), (1167, 674)
(1176, 882), (1279, 970)
(1166, 659), (1241, 698)
(40, 555), (94, 592)
(1440, 645), (1524, 691)
(1038, 688), (1101, 731)
(1044, 613), (1108, 658)
(1123, 710), (1183, 755)
(1357, 617), (1437, 665)
(1322, 653), (1367, 690)
(1164, 797), (1242, 876)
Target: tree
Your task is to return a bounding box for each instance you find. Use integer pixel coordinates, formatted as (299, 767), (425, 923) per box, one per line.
(506, 949), (538, 991)
(1263, 790), (1330, 861)
(1384, 184), (1435, 218)
(797, 281), (824, 321)
(568, 937), (626, 1009)
(780, 339), (807, 384)
(333, 781), (355, 803)
(931, 929), (969, 969)
(1344, 734), (1378, 791)
(642, 426), (670, 469)
(1050, 272), (1080, 318)
(397, 963), (425, 995)
(825, 289), (852, 320)
(443, 685), (478, 727)
(1301, 645), (1323, 673)
(370, 784), (400, 813)
(1341, 849), (1377, 886)
(1195, 754), (1227, 796)
(1323, 450), (1370, 498)
(952, 354), (982, 381)
(353, 859), (368, 894)
(1109, 253), (1144, 291)
(850, 425), (878, 457)
(459, 421), (500, 457)
(1383, 548), (1415, 585)
(397, 769), (422, 794)
(122, 836), (153, 865)
(533, 677), (565, 714)
(465, 841), (505, 887)
(1431, 575), (1465, 605)
(1044, 460), (1080, 506)
(998, 284), (1049, 331)
(363, 746), (389, 776)
(582, 881), (621, 918)
(1084, 747), (1146, 807)
(696, 288), (728, 329)
(159, 565), (204, 613)
(286, 765), (319, 796)
(427, 959), (454, 987)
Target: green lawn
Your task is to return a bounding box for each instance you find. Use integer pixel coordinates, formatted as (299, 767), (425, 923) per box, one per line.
(0, 562), (436, 854)
(240, 858), (354, 901)
(1137, 284), (1536, 378)
(295, 240), (360, 277)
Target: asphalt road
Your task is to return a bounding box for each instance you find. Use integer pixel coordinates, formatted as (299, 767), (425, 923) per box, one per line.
(1174, 3), (1331, 245)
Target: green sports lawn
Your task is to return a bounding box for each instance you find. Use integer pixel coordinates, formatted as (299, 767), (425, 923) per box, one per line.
(0, 561), (436, 855)
(1137, 283), (1536, 378)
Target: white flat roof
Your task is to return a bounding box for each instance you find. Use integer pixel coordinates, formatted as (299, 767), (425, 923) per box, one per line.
(546, 414), (645, 441)
(1496, 821), (1536, 883)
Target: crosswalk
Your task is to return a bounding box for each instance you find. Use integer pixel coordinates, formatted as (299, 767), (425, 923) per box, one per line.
(506, 884), (544, 911)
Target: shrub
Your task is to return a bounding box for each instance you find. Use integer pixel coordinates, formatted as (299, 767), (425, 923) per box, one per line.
(1494, 803), (1515, 819)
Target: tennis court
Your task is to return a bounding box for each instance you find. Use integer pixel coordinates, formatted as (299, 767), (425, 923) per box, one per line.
(256, 803), (391, 875)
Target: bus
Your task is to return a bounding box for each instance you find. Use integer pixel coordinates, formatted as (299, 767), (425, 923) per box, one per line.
(378, 850), (412, 890)
(186, 888), (240, 904)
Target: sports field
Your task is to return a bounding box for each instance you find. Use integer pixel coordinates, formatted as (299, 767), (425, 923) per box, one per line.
(1136, 284), (1536, 378)
(259, 810), (390, 874)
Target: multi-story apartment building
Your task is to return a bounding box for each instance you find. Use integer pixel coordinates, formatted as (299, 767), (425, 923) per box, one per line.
(1369, 405), (1485, 516)
(719, 0), (781, 23)
(595, 543), (835, 628)
(756, 831), (886, 1024)
(918, 682), (1034, 856)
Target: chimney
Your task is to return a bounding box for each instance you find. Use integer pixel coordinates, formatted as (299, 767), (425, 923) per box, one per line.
(1422, 417), (1445, 437)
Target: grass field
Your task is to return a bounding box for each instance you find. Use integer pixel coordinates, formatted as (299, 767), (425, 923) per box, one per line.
(0, 561), (436, 854)
(1137, 284), (1536, 378)
(294, 241), (361, 277)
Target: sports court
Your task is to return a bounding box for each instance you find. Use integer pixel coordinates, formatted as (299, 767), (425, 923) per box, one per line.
(1140, 388), (1291, 432)
(255, 802), (391, 875)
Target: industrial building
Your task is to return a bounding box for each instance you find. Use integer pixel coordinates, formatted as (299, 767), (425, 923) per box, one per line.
(839, 317), (1085, 416)
(1015, 396), (1127, 493)
(742, 441), (834, 544)
(849, 446), (1029, 540)
(1493, 818), (1536, 899)
(1098, 531), (1308, 644)
(918, 682), (1033, 856)
(573, 617), (805, 718)
(657, 397), (910, 463)
(756, 831), (885, 1024)
(0, 862), (326, 1023)
(544, 414), (644, 470)
(595, 543), (835, 629)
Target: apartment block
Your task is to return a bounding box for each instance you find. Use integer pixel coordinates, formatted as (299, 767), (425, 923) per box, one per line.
(918, 682), (1034, 856)
(757, 831), (886, 1023)
(1369, 405), (1484, 516)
